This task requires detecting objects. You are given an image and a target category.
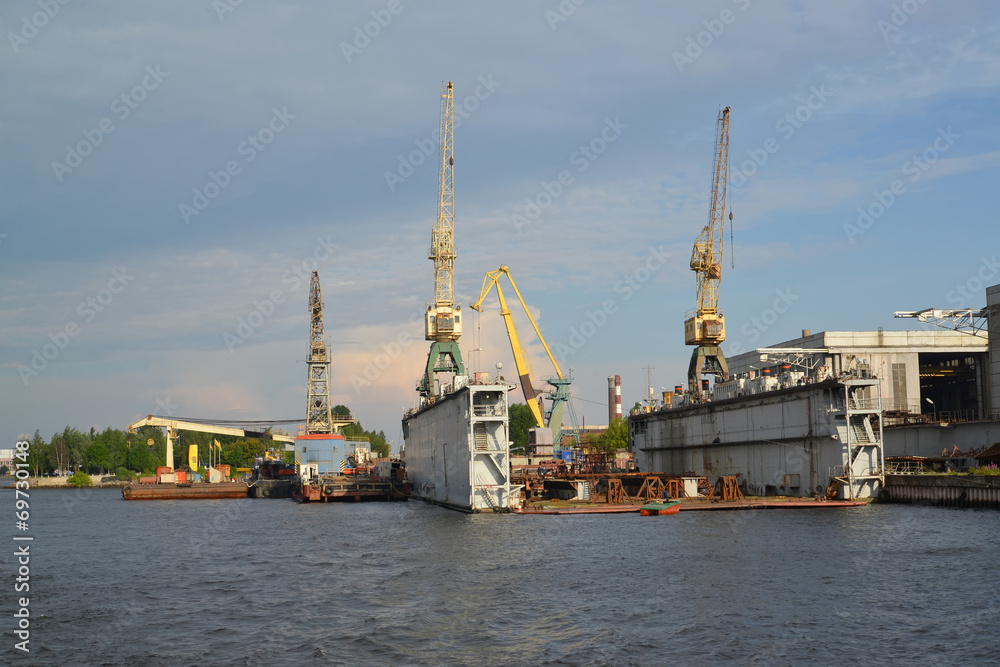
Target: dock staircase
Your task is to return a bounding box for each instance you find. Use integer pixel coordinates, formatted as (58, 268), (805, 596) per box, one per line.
(834, 379), (885, 499)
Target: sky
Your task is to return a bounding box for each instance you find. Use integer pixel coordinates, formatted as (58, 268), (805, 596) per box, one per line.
(2, 1), (999, 453)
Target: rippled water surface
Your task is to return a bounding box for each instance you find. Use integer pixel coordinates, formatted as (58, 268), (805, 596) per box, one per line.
(3, 488), (999, 665)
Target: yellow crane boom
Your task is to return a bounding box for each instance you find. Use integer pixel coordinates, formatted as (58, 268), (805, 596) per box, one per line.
(470, 266), (579, 445)
(127, 415), (299, 470)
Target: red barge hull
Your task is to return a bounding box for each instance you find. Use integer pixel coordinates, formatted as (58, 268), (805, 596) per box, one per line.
(122, 482), (248, 500)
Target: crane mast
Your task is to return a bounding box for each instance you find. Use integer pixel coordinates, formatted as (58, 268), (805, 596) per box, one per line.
(419, 81), (465, 398)
(685, 106), (731, 399)
(306, 271), (334, 434)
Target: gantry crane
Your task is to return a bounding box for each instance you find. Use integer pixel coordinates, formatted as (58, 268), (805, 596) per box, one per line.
(470, 266), (580, 445)
(418, 81), (466, 398)
(306, 271), (354, 434)
(127, 416), (295, 471)
(685, 106), (732, 398)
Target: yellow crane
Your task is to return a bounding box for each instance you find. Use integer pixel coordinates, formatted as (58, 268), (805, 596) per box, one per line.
(418, 81), (465, 398)
(470, 266), (580, 445)
(685, 106), (732, 398)
(126, 416), (299, 471)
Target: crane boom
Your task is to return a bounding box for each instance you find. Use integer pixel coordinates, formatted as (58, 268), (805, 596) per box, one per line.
(127, 415), (295, 470)
(419, 81), (465, 398)
(685, 107), (731, 397)
(470, 266), (580, 444)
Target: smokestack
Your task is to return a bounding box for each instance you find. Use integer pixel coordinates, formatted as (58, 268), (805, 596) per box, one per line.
(802, 329), (811, 338)
(615, 375), (622, 418)
(609, 375), (623, 421)
(608, 376), (614, 422)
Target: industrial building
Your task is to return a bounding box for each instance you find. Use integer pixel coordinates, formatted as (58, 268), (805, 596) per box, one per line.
(725, 328), (991, 421)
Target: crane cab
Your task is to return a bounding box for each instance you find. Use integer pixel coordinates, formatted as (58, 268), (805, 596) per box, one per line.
(425, 304), (463, 342)
(685, 311), (726, 345)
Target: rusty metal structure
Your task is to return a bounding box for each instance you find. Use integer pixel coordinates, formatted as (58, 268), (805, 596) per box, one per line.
(713, 475), (745, 501)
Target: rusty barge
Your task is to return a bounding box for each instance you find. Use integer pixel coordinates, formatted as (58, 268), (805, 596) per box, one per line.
(122, 482), (248, 500)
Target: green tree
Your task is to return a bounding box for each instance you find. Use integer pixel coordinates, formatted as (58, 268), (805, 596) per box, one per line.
(0, 465), (8, 476)
(49, 431), (70, 472)
(28, 430), (51, 477)
(84, 440), (111, 474)
(67, 470), (92, 487)
(126, 440), (155, 474)
(332, 404), (351, 417)
(593, 417), (628, 455)
(100, 428), (128, 470)
(63, 426), (89, 470)
(508, 403), (535, 452)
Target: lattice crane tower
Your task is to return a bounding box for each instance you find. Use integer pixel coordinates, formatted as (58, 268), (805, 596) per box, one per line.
(685, 106), (732, 398)
(418, 81), (466, 398)
(306, 271), (334, 434)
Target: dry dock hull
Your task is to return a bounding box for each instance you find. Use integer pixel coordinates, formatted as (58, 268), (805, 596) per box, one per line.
(402, 381), (515, 513)
(122, 482), (248, 500)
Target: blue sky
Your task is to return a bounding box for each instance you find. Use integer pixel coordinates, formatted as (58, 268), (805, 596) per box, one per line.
(3, 1), (998, 451)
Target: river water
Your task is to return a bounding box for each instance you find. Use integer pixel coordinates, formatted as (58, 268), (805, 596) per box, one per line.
(2, 487), (998, 666)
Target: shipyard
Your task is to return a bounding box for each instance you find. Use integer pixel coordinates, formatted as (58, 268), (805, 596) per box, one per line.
(11, 88), (1000, 517)
(5, 4), (1000, 664)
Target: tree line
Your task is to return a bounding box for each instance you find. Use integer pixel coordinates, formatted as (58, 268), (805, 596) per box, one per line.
(14, 407), (390, 477)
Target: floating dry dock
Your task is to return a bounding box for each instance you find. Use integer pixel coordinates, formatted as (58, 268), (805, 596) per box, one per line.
(402, 378), (515, 513)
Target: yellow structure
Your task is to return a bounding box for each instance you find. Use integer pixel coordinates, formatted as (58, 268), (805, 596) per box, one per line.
(470, 265), (580, 444)
(685, 107), (732, 396)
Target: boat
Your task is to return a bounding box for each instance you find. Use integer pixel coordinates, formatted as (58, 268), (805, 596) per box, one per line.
(291, 433), (411, 503)
(639, 500), (681, 516)
(122, 482), (248, 500)
(246, 451), (297, 498)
